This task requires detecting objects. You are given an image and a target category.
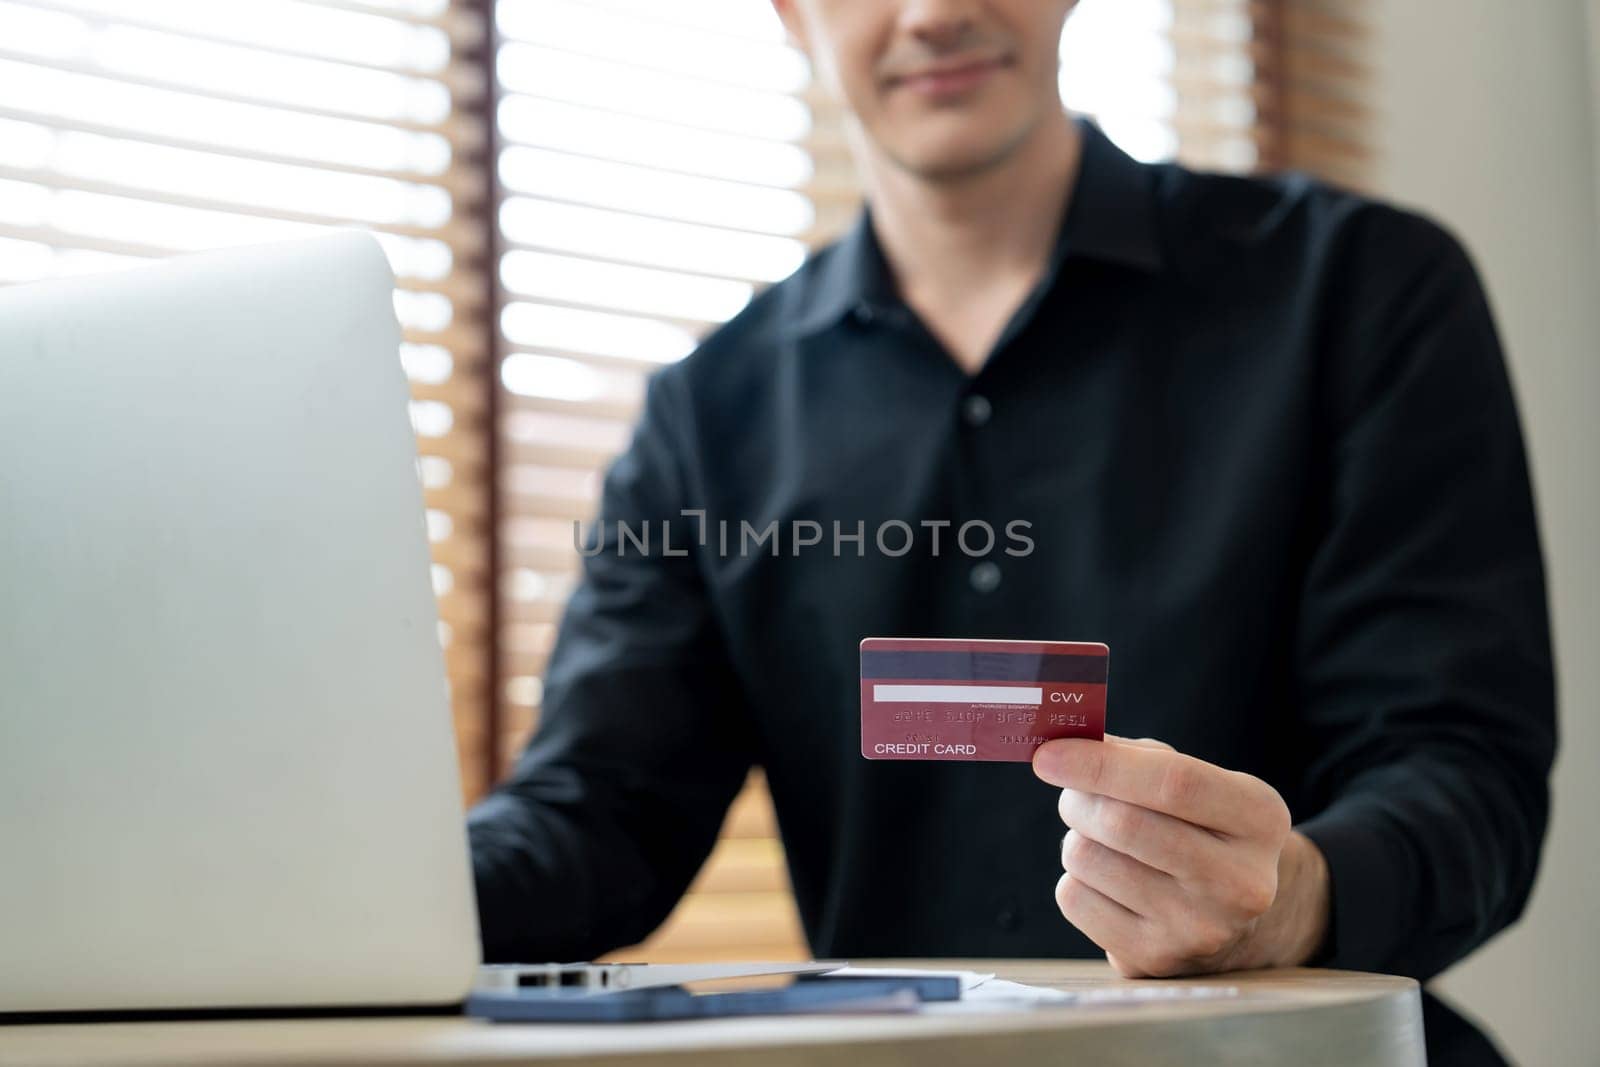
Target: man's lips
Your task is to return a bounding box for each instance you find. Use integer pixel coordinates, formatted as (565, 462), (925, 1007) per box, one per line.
(886, 55), (1010, 98)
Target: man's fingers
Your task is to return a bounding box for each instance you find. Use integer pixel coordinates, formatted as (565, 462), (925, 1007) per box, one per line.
(1034, 736), (1274, 837)
(1060, 828), (1178, 919)
(1054, 872), (1142, 950)
(1106, 734), (1174, 751)
(1057, 787), (1233, 882)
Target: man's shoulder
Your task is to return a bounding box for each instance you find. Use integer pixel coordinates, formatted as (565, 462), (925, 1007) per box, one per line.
(649, 237), (842, 405)
(1152, 163), (1468, 279)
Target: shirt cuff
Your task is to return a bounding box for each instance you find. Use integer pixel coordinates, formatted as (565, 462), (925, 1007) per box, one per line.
(1295, 799), (1420, 975)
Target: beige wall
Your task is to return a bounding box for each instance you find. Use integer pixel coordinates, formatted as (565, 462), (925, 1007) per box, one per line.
(1367, 2), (1600, 1064)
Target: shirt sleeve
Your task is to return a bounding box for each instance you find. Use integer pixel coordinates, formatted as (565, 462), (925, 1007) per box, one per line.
(1292, 206), (1557, 980)
(466, 368), (755, 963)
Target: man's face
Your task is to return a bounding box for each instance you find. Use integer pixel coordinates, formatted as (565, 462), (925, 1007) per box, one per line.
(776, 0), (1077, 180)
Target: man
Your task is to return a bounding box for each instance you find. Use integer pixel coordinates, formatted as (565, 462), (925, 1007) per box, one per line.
(469, 1), (1554, 1061)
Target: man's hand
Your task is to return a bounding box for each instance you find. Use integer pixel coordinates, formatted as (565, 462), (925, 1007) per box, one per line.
(1032, 735), (1331, 977)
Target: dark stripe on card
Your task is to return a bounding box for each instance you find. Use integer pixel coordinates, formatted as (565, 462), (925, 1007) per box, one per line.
(860, 650), (1108, 683)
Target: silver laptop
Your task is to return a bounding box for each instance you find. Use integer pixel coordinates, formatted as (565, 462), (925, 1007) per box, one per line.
(0, 234), (480, 1013)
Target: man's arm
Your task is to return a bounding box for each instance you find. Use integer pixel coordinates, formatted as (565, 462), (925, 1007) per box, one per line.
(1289, 207), (1556, 980)
(1033, 206), (1555, 980)
(468, 370), (755, 963)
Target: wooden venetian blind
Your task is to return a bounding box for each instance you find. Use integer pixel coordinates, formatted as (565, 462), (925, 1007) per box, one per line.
(1251, 0), (1372, 187)
(0, 0), (497, 801)
(1064, 0), (1370, 183)
(488, 0), (825, 962)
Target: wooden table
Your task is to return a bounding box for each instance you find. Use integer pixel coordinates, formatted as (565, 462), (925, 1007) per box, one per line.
(0, 961), (1425, 1067)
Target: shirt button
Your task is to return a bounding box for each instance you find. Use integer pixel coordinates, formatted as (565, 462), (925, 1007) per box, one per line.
(961, 394), (993, 427)
(969, 560), (1002, 593)
(851, 302), (876, 326)
(996, 902), (1021, 931)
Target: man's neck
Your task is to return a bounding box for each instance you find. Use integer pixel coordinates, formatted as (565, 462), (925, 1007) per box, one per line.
(860, 112), (1083, 300)
(855, 111), (1084, 373)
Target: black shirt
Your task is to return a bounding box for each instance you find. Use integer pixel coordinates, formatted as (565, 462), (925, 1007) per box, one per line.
(469, 120), (1554, 990)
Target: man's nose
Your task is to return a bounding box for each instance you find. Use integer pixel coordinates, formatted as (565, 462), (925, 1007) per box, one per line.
(896, 0), (982, 50)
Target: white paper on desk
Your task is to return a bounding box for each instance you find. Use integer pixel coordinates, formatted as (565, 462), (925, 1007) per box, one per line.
(944, 979), (1244, 1012)
(821, 967), (1243, 1012)
(963, 977), (1077, 1004)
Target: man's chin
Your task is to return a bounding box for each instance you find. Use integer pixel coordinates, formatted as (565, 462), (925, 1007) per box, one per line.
(885, 137), (1026, 182)
(873, 115), (1039, 183)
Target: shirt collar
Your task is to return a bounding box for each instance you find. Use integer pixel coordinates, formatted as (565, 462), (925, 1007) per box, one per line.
(786, 115), (1164, 339)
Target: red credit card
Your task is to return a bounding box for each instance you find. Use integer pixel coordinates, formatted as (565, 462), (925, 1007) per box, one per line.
(860, 638), (1108, 762)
